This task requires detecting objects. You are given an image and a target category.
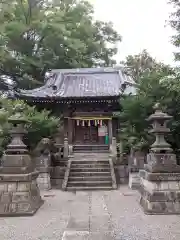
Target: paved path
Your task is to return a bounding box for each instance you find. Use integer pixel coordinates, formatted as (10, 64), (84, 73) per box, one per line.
(1, 186), (180, 240)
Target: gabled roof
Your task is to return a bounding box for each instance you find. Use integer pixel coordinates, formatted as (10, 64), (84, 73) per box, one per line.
(19, 67), (136, 99)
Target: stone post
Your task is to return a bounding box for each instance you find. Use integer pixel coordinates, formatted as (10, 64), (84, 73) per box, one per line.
(109, 137), (117, 164)
(108, 119), (113, 145)
(129, 149), (144, 190)
(0, 105), (43, 216)
(139, 103), (180, 214)
(35, 138), (51, 191)
(68, 118), (73, 144)
(63, 137), (69, 159)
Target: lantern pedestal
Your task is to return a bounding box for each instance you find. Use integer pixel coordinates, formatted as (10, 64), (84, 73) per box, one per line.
(139, 155), (180, 215)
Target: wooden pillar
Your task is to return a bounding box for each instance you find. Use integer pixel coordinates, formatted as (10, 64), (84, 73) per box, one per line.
(68, 118), (73, 144)
(108, 119), (113, 145)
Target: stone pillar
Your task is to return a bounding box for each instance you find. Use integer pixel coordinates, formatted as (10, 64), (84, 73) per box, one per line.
(119, 140), (123, 163)
(108, 119), (113, 145)
(109, 137), (117, 164)
(35, 138), (52, 191)
(116, 165), (129, 184)
(63, 137), (69, 159)
(139, 103), (180, 214)
(129, 150), (145, 190)
(68, 118), (73, 144)
(0, 106), (43, 216)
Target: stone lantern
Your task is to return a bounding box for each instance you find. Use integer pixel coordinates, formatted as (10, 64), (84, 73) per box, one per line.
(139, 103), (180, 214)
(145, 103), (177, 172)
(0, 104), (43, 216)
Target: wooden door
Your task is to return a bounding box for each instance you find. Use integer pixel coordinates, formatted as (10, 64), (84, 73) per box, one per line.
(90, 126), (98, 143)
(73, 125), (98, 144)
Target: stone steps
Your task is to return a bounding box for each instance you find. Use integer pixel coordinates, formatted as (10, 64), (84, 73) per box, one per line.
(73, 144), (109, 153)
(67, 180), (112, 187)
(69, 171), (111, 177)
(69, 176), (112, 181)
(63, 152), (117, 191)
(66, 186), (113, 191)
(70, 167), (110, 172)
(71, 164), (110, 168)
(71, 159), (110, 164)
(73, 153), (109, 157)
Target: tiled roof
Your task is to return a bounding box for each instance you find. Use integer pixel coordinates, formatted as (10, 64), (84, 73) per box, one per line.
(19, 67), (136, 99)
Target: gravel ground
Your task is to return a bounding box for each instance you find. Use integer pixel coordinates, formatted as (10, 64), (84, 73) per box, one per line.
(0, 186), (180, 240)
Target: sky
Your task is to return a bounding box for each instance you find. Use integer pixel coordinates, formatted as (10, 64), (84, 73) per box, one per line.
(89, 0), (177, 66)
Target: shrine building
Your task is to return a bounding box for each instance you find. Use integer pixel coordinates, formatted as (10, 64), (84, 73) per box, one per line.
(17, 67), (136, 149)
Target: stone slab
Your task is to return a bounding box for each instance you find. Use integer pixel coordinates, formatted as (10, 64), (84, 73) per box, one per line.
(0, 199), (44, 217)
(140, 169), (180, 181)
(140, 196), (180, 215)
(144, 163), (180, 173)
(89, 232), (114, 240)
(139, 184), (180, 202)
(67, 218), (89, 231)
(0, 179), (44, 216)
(0, 171), (39, 181)
(62, 231), (89, 240)
(0, 166), (34, 174)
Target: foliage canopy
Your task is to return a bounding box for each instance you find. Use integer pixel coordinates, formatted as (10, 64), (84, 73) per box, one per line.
(0, 0), (121, 89)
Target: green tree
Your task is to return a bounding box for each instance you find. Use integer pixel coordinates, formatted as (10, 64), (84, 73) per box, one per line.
(169, 0), (180, 61)
(121, 50), (172, 82)
(119, 71), (169, 153)
(0, 0), (121, 89)
(119, 51), (175, 153)
(0, 98), (60, 155)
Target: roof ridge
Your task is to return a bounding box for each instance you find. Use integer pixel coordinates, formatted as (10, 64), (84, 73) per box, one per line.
(50, 67), (121, 74)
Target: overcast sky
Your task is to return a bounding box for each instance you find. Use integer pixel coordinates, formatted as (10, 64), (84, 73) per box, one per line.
(89, 0), (177, 66)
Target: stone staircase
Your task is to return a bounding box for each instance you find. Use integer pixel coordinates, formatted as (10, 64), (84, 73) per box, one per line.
(62, 152), (117, 191)
(73, 144), (109, 153)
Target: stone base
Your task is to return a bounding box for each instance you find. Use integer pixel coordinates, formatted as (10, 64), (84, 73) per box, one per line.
(37, 173), (51, 191)
(0, 177), (43, 216)
(139, 170), (180, 215)
(140, 195), (180, 215)
(129, 172), (141, 190)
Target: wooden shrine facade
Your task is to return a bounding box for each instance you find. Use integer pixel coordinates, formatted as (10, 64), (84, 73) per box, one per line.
(65, 107), (118, 146)
(17, 67), (136, 146)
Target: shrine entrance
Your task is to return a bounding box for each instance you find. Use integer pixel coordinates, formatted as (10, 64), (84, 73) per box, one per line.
(71, 117), (110, 145)
(74, 125), (98, 144)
